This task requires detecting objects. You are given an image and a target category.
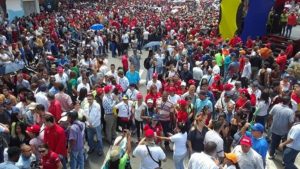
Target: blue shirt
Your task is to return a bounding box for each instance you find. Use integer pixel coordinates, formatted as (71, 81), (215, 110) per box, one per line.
(16, 154), (36, 169)
(195, 98), (213, 115)
(125, 71), (140, 85)
(0, 161), (19, 169)
(246, 132), (268, 161)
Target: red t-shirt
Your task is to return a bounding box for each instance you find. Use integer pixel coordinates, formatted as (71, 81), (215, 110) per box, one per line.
(44, 124), (67, 157)
(41, 151), (61, 169)
(144, 123), (163, 143)
(177, 111), (188, 123)
(48, 100), (62, 123)
(121, 55), (129, 71)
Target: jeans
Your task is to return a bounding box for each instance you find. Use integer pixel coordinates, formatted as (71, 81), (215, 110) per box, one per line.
(58, 154), (67, 169)
(285, 25), (293, 38)
(160, 121), (172, 147)
(173, 153), (186, 169)
(269, 133), (286, 156)
(70, 149), (84, 169)
(135, 119), (143, 139)
(283, 147), (299, 169)
(86, 125), (103, 153)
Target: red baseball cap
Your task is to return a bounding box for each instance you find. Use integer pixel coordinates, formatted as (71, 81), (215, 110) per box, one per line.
(96, 88), (104, 95)
(223, 83), (234, 91)
(145, 129), (154, 138)
(57, 67), (64, 73)
(136, 93), (143, 99)
(104, 85), (112, 93)
(152, 73), (158, 78)
(26, 125), (40, 134)
(240, 136), (252, 147)
(178, 99), (188, 107)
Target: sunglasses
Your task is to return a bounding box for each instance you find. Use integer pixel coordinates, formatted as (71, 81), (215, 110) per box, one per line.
(39, 149), (46, 153)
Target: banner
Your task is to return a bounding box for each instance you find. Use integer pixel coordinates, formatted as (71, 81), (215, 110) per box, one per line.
(219, 0), (241, 40)
(241, 0), (274, 41)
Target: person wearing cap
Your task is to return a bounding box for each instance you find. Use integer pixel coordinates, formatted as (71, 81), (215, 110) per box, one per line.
(26, 124), (42, 161)
(114, 95), (133, 131)
(146, 73), (162, 92)
(38, 143), (63, 169)
(43, 114), (67, 169)
(192, 61), (203, 87)
(104, 130), (132, 169)
(125, 83), (139, 101)
(117, 69), (130, 92)
(291, 82), (300, 112)
(54, 66), (68, 87)
(195, 90), (213, 118)
(232, 136), (264, 169)
(86, 92), (103, 156)
(145, 85), (161, 107)
(133, 129), (166, 169)
(268, 95), (295, 160)
(222, 153), (240, 169)
(67, 111), (85, 169)
(188, 141), (219, 169)
(132, 93), (147, 141)
(103, 85), (117, 144)
(125, 65), (140, 86)
(168, 87), (181, 104)
(279, 112), (300, 169)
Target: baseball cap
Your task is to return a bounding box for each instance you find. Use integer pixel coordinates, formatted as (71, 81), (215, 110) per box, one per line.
(240, 136), (252, 147)
(251, 123), (264, 133)
(96, 88), (104, 95)
(122, 95), (129, 100)
(147, 99), (154, 104)
(225, 153), (238, 164)
(178, 99), (188, 107)
(180, 81), (186, 86)
(136, 93), (143, 100)
(104, 85), (112, 93)
(145, 129), (154, 138)
(57, 67), (64, 73)
(26, 125), (41, 134)
(28, 102), (38, 110)
(152, 73), (158, 78)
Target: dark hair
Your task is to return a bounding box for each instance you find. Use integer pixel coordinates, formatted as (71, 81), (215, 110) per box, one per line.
(44, 115), (55, 123)
(38, 143), (49, 150)
(26, 92), (36, 102)
(7, 146), (21, 161)
(282, 95), (291, 105)
(78, 87), (88, 102)
(177, 122), (187, 134)
(204, 141), (217, 155)
(260, 91), (270, 103)
(212, 120), (223, 131)
(57, 83), (65, 91)
(108, 159), (120, 169)
(67, 111), (78, 121)
(36, 104), (45, 111)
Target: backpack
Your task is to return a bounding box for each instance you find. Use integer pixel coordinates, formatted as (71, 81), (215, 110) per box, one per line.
(144, 57), (151, 70)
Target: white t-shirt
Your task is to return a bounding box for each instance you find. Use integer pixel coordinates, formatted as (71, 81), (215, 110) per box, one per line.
(224, 165), (237, 169)
(143, 31), (150, 40)
(54, 73), (69, 87)
(147, 80), (162, 91)
(133, 144), (166, 169)
(133, 101), (147, 121)
(115, 101), (133, 118)
(168, 94), (181, 104)
(170, 132), (187, 156)
(122, 33), (129, 44)
(188, 152), (219, 169)
(77, 83), (90, 93)
(212, 65), (220, 75)
(193, 67), (203, 81)
(204, 130), (224, 158)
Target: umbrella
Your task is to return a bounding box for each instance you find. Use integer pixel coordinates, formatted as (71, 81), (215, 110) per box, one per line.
(90, 23), (104, 30)
(0, 62), (25, 75)
(143, 41), (161, 49)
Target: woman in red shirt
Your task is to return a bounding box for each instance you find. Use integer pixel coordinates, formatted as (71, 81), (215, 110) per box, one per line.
(210, 74), (223, 99)
(144, 115), (163, 145)
(39, 143), (63, 169)
(145, 84), (161, 106)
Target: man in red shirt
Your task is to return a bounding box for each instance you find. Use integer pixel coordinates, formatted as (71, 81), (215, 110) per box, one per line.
(39, 143), (63, 169)
(286, 12), (298, 38)
(43, 113), (67, 169)
(47, 93), (62, 123)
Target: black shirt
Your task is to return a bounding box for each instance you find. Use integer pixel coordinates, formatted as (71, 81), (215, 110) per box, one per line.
(187, 126), (208, 152)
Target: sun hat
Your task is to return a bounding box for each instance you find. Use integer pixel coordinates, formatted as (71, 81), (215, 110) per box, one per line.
(225, 153), (238, 164)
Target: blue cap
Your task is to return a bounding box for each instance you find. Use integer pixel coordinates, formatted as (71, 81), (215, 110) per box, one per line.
(251, 123), (264, 132)
(12, 107), (20, 113)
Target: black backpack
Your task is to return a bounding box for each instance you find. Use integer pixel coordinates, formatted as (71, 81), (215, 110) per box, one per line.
(144, 57), (151, 70)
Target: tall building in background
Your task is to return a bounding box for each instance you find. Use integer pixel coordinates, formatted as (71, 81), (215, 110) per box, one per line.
(5, 0), (40, 21)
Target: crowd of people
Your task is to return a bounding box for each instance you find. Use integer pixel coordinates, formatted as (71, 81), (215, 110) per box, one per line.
(0, 0), (299, 169)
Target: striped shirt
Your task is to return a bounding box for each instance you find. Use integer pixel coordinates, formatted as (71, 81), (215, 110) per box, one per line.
(156, 99), (174, 121)
(102, 94), (116, 114)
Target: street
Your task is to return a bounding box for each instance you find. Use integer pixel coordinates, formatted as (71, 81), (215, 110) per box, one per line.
(85, 50), (300, 169)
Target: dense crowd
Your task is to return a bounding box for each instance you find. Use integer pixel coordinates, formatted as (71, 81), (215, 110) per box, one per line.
(0, 0), (299, 169)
